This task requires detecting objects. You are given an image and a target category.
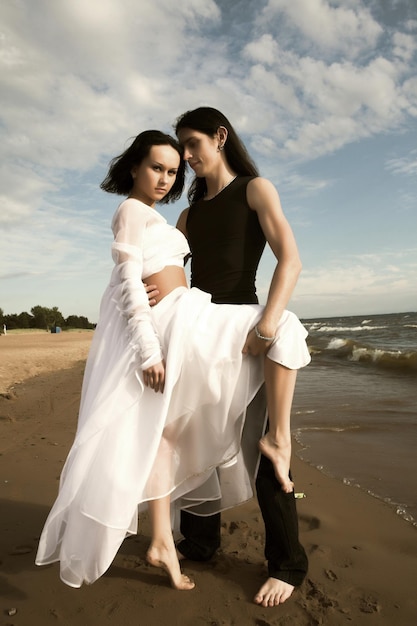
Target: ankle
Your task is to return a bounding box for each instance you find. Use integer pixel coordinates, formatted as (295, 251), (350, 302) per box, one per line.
(263, 432), (291, 448)
(149, 535), (174, 553)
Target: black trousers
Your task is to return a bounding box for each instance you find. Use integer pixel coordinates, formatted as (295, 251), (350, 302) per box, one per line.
(177, 451), (308, 586)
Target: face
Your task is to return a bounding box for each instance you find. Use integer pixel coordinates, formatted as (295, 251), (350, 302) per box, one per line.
(130, 145), (180, 206)
(177, 128), (221, 177)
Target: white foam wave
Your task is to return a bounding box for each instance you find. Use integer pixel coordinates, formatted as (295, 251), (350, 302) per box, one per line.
(316, 325), (387, 333)
(349, 346), (403, 363)
(327, 338), (347, 350)
(295, 425), (360, 434)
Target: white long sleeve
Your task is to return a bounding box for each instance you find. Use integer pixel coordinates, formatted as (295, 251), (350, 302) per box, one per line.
(111, 199), (163, 370)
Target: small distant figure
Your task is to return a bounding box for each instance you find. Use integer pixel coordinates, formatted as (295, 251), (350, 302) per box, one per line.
(3, 324), (6, 335)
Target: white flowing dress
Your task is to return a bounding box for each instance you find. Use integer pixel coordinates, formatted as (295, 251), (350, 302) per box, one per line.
(35, 198), (311, 587)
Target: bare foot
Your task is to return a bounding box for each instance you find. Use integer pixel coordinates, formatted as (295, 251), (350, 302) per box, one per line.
(259, 433), (294, 492)
(147, 544), (195, 590)
(254, 577), (294, 607)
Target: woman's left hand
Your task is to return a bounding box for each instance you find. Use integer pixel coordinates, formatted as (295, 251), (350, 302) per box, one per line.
(242, 328), (272, 356)
(143, 360), (165, 393)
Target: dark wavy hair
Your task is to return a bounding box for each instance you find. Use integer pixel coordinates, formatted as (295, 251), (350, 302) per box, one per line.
(175, 107), (259, 204)
(100, 130), (185, 204)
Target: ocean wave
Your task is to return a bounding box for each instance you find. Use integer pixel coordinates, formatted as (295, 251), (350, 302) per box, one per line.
(307, 324), (387, 333)
(309, 337), (417, 373)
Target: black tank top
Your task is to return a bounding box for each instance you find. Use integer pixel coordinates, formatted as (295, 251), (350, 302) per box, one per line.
(186, 176), (266, 305)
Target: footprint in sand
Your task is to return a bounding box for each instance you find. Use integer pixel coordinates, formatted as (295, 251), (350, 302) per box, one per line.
(9, 545), (33, 555)
(359, 596), (381, 614)
(299, 513), (320, 531)
(324, 568), (338, 581)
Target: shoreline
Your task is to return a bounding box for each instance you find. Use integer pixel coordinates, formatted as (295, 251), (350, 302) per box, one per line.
(293, 435), (417, 529)
(1, 332), (416, 624)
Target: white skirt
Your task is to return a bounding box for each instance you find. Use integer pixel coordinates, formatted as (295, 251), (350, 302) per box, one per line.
(36, 285), (310, 587)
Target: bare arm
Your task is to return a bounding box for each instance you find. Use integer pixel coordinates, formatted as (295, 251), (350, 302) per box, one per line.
(243, 178), (301, 354)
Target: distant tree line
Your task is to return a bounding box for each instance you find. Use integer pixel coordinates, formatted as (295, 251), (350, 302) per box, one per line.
(0, 305), (95, 331)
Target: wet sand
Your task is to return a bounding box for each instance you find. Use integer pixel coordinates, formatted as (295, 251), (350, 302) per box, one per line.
(0, 332), (416, 625)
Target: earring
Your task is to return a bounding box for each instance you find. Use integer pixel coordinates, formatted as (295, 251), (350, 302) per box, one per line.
(218, 144), (224, 151)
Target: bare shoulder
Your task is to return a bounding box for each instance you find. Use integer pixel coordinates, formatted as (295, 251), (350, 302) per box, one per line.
(176, 207), (190, 235)
(247, 176), (276, 193)
(247, 177), (282, 214)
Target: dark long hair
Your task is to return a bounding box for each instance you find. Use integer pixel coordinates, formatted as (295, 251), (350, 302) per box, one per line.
(100, 130), (185, 204)
(175, 107), (259, 204)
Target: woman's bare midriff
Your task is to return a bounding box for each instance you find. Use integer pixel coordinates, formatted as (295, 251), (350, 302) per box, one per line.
(144, 266), (188, 304)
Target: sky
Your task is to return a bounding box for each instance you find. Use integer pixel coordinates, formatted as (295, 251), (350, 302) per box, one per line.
(1, 0), (416, 322)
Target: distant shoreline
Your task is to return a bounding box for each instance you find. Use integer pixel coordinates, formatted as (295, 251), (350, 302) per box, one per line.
(300, 309), (417, 322)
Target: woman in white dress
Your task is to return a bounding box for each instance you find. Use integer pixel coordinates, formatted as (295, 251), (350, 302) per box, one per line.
(36, 130), (310, 591)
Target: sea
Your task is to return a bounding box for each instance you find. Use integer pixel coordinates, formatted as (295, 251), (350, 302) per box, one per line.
(292, 311), (417, 526)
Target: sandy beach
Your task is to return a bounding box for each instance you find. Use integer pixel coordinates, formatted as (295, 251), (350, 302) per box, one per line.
(1, 332), (416, 625)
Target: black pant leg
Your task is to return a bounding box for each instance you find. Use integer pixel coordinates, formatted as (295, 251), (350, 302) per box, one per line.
(255, 452), (308, 586)
(177, 509), (221, 561)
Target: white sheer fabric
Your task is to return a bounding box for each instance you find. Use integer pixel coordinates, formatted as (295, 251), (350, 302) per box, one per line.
(111, 199), (187, 369)
(36, 199), (311, 588)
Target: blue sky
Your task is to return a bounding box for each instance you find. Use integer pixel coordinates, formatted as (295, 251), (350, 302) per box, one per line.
(1, 0), (416, 321)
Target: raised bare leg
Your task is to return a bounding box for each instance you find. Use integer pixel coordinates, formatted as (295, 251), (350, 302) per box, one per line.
(258, 360), (297, 493)
(147, 495), (195, 590)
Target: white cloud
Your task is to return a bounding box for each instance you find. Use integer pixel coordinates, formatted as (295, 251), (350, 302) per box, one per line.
(392, 31), (417, 62)
(279, 172), (330, 196)
(240, 22), (416, 158)
(246, 64), (303, 115)
(260, 0), (383, 56)
(0, 163), (56, 227)
(402, 76), (417, 115)
(0, 0), (226, 237)
(385, 150), (417, 176)
(291, 252), (416, 317)
(405, 19), (417, 32)
(244, 33), (279, 66)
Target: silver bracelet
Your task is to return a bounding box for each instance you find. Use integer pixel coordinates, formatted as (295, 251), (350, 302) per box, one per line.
(254, 324), (275, 341)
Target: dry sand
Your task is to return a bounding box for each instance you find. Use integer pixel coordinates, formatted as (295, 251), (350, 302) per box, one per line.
(0, 332), (416, 625)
